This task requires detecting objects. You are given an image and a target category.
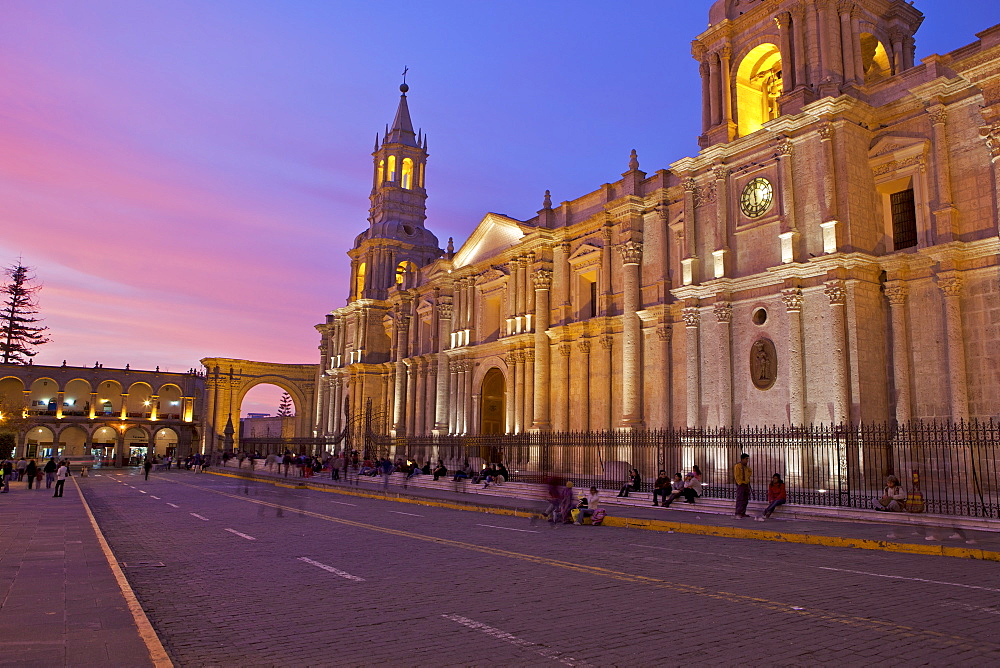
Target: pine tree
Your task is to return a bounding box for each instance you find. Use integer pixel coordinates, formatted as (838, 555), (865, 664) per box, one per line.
(0, 261), (50, 365)
(277, 392), (294, 417)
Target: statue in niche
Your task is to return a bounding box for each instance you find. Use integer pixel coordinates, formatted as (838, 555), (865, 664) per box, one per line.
(750, 338), (777, 390)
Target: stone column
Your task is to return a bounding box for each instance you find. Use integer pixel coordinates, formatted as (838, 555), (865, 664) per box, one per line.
(514, 350), (526, 432)
(928, 105), (957, 243)
(425, 361), (437, 437)
(850, 12), (865, 83)
(531, 270), (552, 430)
(464, 361), (475, 434)
(708, 51), (721, 126)
(776, 12), (794, 93)
(777, 137), (798, 262)
(818, 123), (839, 253)
(523, 350), (535, 430)
(558, 343), (572, 432)
(658, 322), (672, 428)
(681, 177), (698, 285)
(454, 278), (465, 332)
(598, 335), (614, 430)
(434, 303), (452, 433)
(577, 339), (592, 431)
(838, 2), (856, 84)
(553, 242), (571, 326)
(937, 274), (970, 421)
(720, 45), (733, 125)
(713, 166), (731, 277)
(824, 280), (851, 424)
(821, 0), (844, 83)
(792, 5), (807, 87)
(683, 306), (701, 428)
(455, 361), (466, 435)
(448, 361), (459, 434)
(699, 58), (712, 134)
(781, 288), (806, 426)
(600, 227), (613, 316)
(714, 302), (733, 428)
(979, 121), (1000, 238)
(883, 282), (912, 425)
(405, 360), (417, 435)
(618, 240), (644, 428)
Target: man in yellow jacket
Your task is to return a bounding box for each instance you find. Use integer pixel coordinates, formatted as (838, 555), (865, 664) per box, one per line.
(733, 453), (752, 518)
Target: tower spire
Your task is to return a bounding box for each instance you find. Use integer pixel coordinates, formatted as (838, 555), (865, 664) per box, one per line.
(386, 73), (417, 147)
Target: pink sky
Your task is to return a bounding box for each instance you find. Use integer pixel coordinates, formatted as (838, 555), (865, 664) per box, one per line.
(2, 1), (997, 416)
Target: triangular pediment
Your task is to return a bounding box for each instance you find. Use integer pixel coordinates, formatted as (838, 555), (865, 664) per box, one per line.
(568, 242), (602, 264)
(869, 135), (928, 159)
(452, 213), (525, 269)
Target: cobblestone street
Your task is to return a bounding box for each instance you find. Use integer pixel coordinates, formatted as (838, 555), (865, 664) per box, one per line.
(81, 470), (1000, 666)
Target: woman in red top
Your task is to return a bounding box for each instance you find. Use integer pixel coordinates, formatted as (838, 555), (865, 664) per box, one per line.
(757, 473), (786, 520)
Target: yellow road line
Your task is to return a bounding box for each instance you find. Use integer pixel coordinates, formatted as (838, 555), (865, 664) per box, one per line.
(74, 478), (174, 668)
(183, 478), (998, 654)
(207, 470), (1000, 562)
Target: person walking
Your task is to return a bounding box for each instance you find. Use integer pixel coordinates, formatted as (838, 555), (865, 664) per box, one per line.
(25, 459), (38, 489)
(15, 457), (27, 482)
(143, 457), (153, 480)
(53, 461), (69, 497)
(733, 453), (753, 518)
(1, 459), (11, 493)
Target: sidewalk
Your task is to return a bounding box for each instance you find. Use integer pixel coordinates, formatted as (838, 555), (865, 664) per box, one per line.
(0, 475), (169, 668)
(214, 462), (1000, 561)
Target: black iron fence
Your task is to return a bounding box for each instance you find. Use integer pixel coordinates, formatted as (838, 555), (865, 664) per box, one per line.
(240, 420), (1000, 518)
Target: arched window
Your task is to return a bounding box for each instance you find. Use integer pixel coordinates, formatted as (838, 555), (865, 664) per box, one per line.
(860, 34), (892, 84)
(395, 260), (417, 285)
(387, 155), (396, 182)
(418, 162), (425, 188)
(736, 44), (782, 138)
(377, 159), (384, 184)
(401, 158), (414, 189)
(355, 262), (366, 300)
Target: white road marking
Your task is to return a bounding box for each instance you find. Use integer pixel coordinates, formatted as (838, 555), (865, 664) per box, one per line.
(150, 496), (160, 500)
(940, 601), (1000, 616)
(476, 524), (539, 534)
(630, 543), (755, 561)
(442, 614), (587, 667)
(224, 528), (256, 541)
(297, 557), (365, 582)
(166, 503), (179, 508)
(389, 511), (423, 517)
(817, 567), (1000, 593)
(190, 513), (209, 521)
(329, 500), (357, 506)
(139, 490), (147, 494)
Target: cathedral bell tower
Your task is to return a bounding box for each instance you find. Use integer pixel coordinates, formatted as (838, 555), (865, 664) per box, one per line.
(694, 0), (923, 147)
(347, 82), (441, 303)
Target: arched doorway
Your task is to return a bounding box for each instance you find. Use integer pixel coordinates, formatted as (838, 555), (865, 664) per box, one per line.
(58, 425), (88, 458)
(26, 425), (55, 458)
(153, 428), (178, 458)
(480, 368), (506, 435)
(123, 427), (149, 464)
(92, 426), (118, 466)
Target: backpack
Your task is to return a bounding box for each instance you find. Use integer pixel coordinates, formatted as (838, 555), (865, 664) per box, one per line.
(591, 508), (607, 526)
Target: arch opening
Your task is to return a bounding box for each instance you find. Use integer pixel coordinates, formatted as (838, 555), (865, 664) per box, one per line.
(860, 33), (891, 84)
(63, 379), (91, 416)
(736, 43), (782, 138)
(59, 425), (88, 458)
(401, 158), (414, 189)
(479, 368), (506, 435)
(355, 262), (366, 300)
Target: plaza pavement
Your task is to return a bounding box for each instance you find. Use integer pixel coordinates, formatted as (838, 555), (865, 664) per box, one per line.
(1, 462), (998, 667)
(0, 474), (170, 668)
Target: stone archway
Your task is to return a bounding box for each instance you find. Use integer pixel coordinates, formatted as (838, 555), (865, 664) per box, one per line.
(200, 357), (318, 455)
(479, 367), (506, 435)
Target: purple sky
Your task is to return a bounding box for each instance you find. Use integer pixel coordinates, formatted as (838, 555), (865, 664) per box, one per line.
(2, 1), (998, 414)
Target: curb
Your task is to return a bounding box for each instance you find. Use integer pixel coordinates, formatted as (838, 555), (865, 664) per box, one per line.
(207, 470), (1000, 562)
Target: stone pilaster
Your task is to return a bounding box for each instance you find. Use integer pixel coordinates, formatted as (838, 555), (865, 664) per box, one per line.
(618, 240), (644, 428)
(434, 303), (452, 433)
(577, 339), (591, 431)
(928, 105), (958, 242)
(682, 306), (701, 428)
(558, 343), (572, 432)
(531, 270), (552, 431)
(514, 351), (526, 433)
(523, 349), (534, 430)
(883, 282), (912, 425)
(824, 280), (851, 424)
(937, 274), (969, 421)
(781, 288), (806, 426)
(598, 335), (614, 430)
(980, 121), (1000, 238)
(714, 301), (733, 428)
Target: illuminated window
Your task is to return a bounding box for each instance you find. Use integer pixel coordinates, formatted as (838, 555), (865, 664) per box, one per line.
(396, 260), (417, 285)
(387, 156), (396, 182)
(418, 163), (425, 188)
(355, 262), (366, 300)
(377, 159), (384, 184)
(401, 158), (414, 189)
(861, 34), (892, 84)
(736, 44), (782, 138)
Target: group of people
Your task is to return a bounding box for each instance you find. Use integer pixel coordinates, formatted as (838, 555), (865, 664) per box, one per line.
(538, 477), (605, 526)
(0, 457), (71, 497)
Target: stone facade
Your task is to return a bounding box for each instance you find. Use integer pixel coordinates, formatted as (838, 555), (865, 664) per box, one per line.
(312, 0), (1000, 436)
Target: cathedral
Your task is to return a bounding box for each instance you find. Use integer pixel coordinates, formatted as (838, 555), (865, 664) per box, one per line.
(297, 0), (1000, 444)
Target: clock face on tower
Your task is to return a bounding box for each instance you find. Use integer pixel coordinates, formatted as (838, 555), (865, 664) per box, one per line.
(740, 177), (774, 218)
